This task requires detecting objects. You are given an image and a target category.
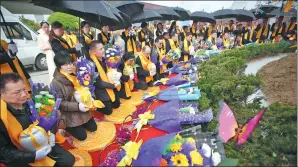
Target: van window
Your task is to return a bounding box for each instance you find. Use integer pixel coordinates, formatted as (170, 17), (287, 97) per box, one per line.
(0, 22), (33, 40)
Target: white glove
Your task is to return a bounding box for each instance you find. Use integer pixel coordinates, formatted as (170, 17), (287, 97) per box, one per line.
(35, 145), (51, 160)
(146, 39), (150, 43)
(79, 102), (88, 112)
(114, 81), (121, 87)
(149, 71), (155, 76)
(75, 43), (82, 52)
(8, 43), (18, 57)
(145, 35), (148, 38)
(129, 74), (134, 80)
(109, 38), (113, 44)
(49, 133), (55, 147)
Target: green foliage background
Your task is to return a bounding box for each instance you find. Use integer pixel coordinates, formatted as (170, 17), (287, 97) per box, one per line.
(47, 12), (79, 31)
(19, 15), (39, 31)
(197, 40), (297, 166)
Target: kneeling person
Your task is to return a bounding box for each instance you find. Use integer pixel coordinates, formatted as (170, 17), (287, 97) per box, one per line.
(0, 73), (75, 167)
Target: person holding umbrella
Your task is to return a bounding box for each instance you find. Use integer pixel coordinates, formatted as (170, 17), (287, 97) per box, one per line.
(97, 24), (113, 45)
(122, 24), (137, 56)
(284, 16), (297, 41)
(191, 20), (198, 39)
(242, 21), (256, 44)
(49, 21), (82, 61)
(138, 22), (152, 48)
(181, 32), (193, 62)
(270, 16), (286, 42)
(205, 22), (217, 40)
(155, 22), (164, 38)
(255, 18), (271, 44)
(89, 41), (121, 115)
(224, 20), (235, 35)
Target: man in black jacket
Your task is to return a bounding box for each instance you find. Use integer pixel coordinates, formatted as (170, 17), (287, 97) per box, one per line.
(0, 73), (74, 167)
(89, 41), (120, 115)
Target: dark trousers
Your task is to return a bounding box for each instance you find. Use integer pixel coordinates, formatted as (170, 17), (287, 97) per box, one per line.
(97, 95), (120, 115)
(50, 144), (75, 167)
(115, 84), (131, 100)
(65, 118), (97, 141)
(134, 80), (153, 90)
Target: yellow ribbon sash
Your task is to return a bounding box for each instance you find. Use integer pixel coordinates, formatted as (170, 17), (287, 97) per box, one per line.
(117, 140), (143, 166)
(90, 53), (116, 102)
(83, 33), (93, 45)
(123, 63), (134, 98)
(183, 39), (192, 62)
(154, 78), (169, 85)
(156, 47), (167, 74)
(0, 100), (55, 166)
(59, 70), (104, 109)
(244, 26), (254, 41)
(272, 23), (284, 37)
(101, 33), (108, 44)
(125, 30), (137, 55)
(52, 36), (77, 61)
(138, 53), (153, 83)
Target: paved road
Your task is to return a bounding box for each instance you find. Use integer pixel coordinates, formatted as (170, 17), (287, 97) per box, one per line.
(28, 68), (51, 86)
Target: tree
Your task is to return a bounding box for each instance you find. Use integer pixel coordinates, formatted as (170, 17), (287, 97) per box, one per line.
(47, 12), (79, 31)
(19, 15), (39, 31)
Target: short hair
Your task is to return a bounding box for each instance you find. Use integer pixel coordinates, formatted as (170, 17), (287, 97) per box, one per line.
(182, 26), (188, 30)
(51, 21), (63, 29)
(123, 52), (135, 62)
(40, 21), (49, 27)
(141, 22), (148, 28)
(89, 40), (102, 51)
(54, 51), (74, 69)
(142, 45), (151, 52)
(81, 21), (90, 29)
(229, 20), (234, 23)
(186, 32), (192, 36)
(125, 24), (132, 30)
(291, 17), (297, 21)
(0, 73), (23, 93)
(193, 20), (198, 24)
(163, 32), (169, 36)
(155, 36), (163, 43)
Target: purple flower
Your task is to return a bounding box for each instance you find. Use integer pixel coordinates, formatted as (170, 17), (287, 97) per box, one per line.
(181, 142), (196, 155)
(99, 150), (119, 167)
(116, 127), (132, 144)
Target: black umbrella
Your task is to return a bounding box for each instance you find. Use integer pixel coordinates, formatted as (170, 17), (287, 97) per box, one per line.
(267, 7), (297, 17)
(113, 1), (144, 18)
(212, 9), (238, 19)
(155, 8), (181, 20)
(190, 11), (216, 23)
(131, 10), (163, 23)
(234, 9), (255, 22)
(32, 0), (120, 26)
(259, 4), (279, 13)
(105, 2), (131, 30)
(172, 7), (191, 21)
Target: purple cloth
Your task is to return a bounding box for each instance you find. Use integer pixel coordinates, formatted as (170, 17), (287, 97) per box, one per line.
(151, 51), (158, 65)
(179, 108), (213, 125)
(132, 133), (176, 166)
(28, 98), (61, 131)
(165, 73), (189, 86)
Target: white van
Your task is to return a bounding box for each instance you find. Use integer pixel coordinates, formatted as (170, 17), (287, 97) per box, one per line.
(0, 6), (47, 70)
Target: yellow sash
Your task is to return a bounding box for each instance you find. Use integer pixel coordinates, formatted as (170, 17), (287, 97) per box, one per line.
(140, 31), (151, 48)
(138, 53), (153, 83)
(156, 47), (167, 74)
(244, 26), (255, 41)
(125, 30), (137, 55)
(223, 37), (231, 49)
(52, 36), (77, 61)
(284, 0), (293, 12)
(235, 37), (243, 47)
(83, 33), (93, 45)
(62, 34), (75, 48)
(163, 39), (177, 53)
(183, 39), (191, 62)
(256, 24), (269, 39)
(123, 63), (134, 98)
(90, 53), (116, 102)
(287, 22), (296, 32)
(207, 26), (215, 37)
(0, 100), (55, 166)
(191, 25), (197, 35)
(101, 33), (108, 44)
(272, 23), (284, 37)
(207, 36), (217, 45)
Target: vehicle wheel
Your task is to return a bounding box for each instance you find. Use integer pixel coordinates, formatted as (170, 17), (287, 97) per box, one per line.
(35, 54), (48, 70)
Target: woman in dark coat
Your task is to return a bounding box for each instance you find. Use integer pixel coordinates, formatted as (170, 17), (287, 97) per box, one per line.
(51, 51), (97, 141)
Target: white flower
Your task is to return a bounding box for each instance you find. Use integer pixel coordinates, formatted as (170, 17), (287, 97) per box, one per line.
(35, 95), (42, 99)
(46, 94), (55, 99)
(193, 67), (198, 71)
(106, 54), (110, 58)
(111, 52), (115, 56)
(39, 91), (49, 95)
(79, 67), (87, 71)
(35, 103), (42, 109)
(106, 50), (110, 54)
(201, 143), (212, 158)
(79, 71), (85, 75)
(211, 150), (221, 166)
(189, 107), (195, 115)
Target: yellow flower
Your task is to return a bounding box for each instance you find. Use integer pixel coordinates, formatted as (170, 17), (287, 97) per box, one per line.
(186, 137), (196, 144)
(175, 134), (183, 140)
(170, 142), (182, 153)
(190, 150), (203, 166)
(170, 154), (189, 166)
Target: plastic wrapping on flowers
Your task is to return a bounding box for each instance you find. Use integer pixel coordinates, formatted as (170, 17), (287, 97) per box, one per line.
(105, 45), (123, 69)
(76, 57), (97, 92)
(166, 48), (181, 61)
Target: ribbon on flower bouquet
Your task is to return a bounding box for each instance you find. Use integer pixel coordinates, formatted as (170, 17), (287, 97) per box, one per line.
(117, 140), (143, 166)
(134, 111), (155, 140)
(60, 70), (105, 109)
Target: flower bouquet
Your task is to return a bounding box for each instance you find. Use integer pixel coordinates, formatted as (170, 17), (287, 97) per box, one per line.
(166, 48), (181, 61)
(105, 45), (123, 90)
(28, 83), (61, 132)
(76, 57), (98, 92)
(132, 132), (223, 166)
(154, 73), (189, 86)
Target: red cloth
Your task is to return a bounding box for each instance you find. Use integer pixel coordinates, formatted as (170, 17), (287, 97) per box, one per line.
(62, 73), (177, 166)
